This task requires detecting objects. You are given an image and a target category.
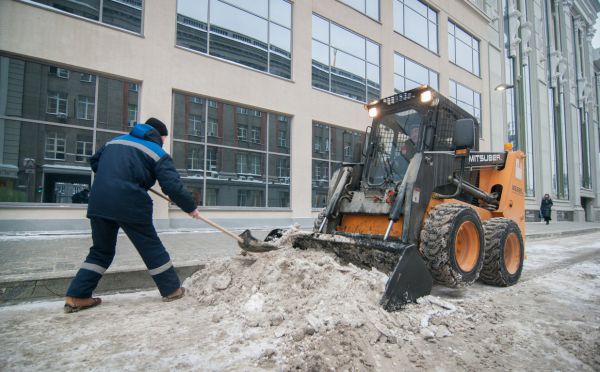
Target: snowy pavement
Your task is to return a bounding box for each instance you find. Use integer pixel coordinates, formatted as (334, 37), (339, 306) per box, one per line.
(1, 232), (599, 371)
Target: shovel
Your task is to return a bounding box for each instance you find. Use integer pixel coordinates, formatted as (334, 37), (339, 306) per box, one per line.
(149, 188), (281, 253)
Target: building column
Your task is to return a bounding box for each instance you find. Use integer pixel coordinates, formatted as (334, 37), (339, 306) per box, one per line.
(558, 0), (584, 221)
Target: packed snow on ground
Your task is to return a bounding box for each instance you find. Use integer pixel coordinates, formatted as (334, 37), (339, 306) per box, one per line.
(0, 230), (599, 371)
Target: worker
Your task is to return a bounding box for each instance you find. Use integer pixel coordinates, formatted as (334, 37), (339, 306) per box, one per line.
(540, 193), (553, 225)
(64, 118), (201, 313)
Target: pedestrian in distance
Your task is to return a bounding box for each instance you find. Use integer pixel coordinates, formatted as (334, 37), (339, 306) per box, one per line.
(540, 193), (553, 225)
(64, 118), (201, 313)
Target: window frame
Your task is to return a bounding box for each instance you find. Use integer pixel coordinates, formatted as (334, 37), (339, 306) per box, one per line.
(311, 13), (381, 103)
(448, 80), (482, 125)
(47, 91), (68, 117)
(44, 132), (67, 161)
(338, 0), (380, 21)
(23, 0), (145, 35)
(77, 96), (95, 121)
(393, 52), (439, 92)
(393, 0), (439, 53)
(448, 20), (481, 77)
(175, 0), (293, 79)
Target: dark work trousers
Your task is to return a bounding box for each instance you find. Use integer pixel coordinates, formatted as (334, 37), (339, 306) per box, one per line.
(66, 217), (180, 298)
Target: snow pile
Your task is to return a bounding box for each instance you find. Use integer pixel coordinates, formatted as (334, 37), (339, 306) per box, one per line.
(183, 228), (463, 370)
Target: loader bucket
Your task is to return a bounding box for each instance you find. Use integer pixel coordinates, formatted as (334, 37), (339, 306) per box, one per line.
(380, 244), (432, 311)
(293, 233), (432, 311)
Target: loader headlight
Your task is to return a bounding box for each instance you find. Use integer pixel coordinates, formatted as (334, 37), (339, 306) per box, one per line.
(368, 107), (379, 118)
(420, 90), (433, 103)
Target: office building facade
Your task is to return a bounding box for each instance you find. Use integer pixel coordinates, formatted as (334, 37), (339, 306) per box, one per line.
(0, 0), (598, 231)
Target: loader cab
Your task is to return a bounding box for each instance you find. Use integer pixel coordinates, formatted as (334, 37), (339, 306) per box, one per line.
(364, 86), (479, 188)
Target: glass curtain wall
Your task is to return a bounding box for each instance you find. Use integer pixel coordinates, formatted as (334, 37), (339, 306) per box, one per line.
(172, 92), (291, 208)
(176, 0), (292, 79)
(339, 0), (379, 20)
(29, 0), (143, 33)
(311, 122), (364, 208)
(519, 0), (535, 197)
(573, 19), (592, 190)
(545, 0), (569, 199)
(393, 0), (438, 53)
(311, 14), (381, 102)
(0, 55), (139, 203)
(393, 53), (439, 92)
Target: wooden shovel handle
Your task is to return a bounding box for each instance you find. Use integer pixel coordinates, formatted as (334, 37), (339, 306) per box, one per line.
(149, 188), (243, 244)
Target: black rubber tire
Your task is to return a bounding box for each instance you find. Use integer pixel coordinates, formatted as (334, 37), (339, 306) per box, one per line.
(480, 218), (524, 286)
(419, 203), (485, 287)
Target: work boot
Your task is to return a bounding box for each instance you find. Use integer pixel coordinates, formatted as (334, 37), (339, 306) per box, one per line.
(546, 220), (549, 225)
(64, 296), (102, 313)
(162, 287), (186, 302)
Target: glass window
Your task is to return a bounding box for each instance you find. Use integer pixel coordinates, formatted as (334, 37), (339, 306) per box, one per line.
(448, 20), (480, 76)
(80, 73), (96, 83)
(47, 92), (68, 117)
(77, 96), (95, 121)
(268, 154), (290, 207)
(96, 76), (139, 131)
(312, 14), (381, 102)
(311, 122), (364, 207)
(270, 0), (291, 28)
(172, 92), (291, 208)
(394, 53), (438, 92)
(30, 0), (142, 33)
(176, 0), (292, 79)
(339, 0), (380, 20)
(172, 141), (205, 206)
(0, 55), (140, 204)
(393, 0), (438, 52)
(448, 80), (481, 122)
(101, 0), (143, 33)
(75, 135), (93, 162)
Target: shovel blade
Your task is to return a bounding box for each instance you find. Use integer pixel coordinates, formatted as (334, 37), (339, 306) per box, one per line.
(380, 244), (432, 311)
(238, 229), (281, 253)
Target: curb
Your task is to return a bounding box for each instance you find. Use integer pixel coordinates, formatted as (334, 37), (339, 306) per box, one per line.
(0, 264), (204, 305)
(526, 227), (600, 241)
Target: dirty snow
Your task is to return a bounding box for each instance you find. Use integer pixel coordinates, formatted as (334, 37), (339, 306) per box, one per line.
(1, 231), (599, 371)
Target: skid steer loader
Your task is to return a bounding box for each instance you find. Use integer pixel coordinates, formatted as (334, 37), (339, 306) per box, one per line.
(294, 86), (526, 311)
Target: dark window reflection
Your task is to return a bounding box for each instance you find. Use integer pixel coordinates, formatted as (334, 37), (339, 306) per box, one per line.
(173, 141), (205, 206)
(172, 92), (291, 208)
(311, 121), (364, 208)
(31, 0), (100, 20)
(96, 77), (139, 131)
(31, 0), (142, 33)
(0, 120), (93, 203)
(268, 153), (289, 207)
(176, 0), (292, 79)
(311, 14), (380, 102)
(0, 55), (139, 204)
(102, 0), (143, 33)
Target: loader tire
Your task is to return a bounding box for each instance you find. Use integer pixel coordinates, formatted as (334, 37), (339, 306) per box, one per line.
(480, 218), (524, 286)
(420, 203), (485, 287)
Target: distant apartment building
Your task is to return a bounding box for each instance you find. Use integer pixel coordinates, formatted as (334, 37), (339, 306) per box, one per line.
(0, 0), (598, 231)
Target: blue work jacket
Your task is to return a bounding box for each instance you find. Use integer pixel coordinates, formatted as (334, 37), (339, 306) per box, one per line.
(87, 124), (196, 223)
